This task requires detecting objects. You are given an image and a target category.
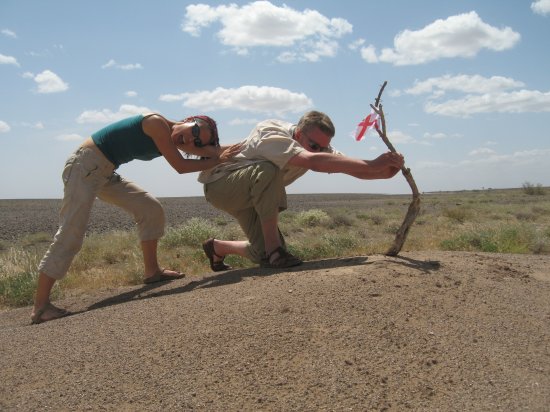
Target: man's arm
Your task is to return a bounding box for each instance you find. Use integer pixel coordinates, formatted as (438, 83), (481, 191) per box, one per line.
(287, 150), (404, 180)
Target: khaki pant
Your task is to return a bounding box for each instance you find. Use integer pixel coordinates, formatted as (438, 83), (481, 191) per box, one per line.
(38, 147), (165, 279)
(203, 161), (287, 263)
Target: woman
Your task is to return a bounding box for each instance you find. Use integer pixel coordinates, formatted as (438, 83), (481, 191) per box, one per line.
(32, 113), (240, 324)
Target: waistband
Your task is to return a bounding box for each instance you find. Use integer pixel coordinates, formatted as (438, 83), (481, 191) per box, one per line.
(79, 137), (115, 169)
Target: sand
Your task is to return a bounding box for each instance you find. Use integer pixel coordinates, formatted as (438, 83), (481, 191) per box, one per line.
(1, 250), (549, 411)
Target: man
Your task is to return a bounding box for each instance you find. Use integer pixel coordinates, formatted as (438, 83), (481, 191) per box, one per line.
(200, 110), (404, 270)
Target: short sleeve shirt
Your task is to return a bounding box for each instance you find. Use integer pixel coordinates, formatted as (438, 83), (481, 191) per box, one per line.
(199, 119), (338, 186)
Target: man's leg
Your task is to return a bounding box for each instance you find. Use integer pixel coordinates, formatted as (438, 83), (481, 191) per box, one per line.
(204, 162), (294, 264)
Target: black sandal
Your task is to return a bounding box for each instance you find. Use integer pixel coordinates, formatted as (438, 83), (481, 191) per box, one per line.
(202, 238), (232, 272)
(260, 246), (302, 269)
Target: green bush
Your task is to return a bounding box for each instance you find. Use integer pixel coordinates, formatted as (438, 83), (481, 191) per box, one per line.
(161, 217), (218, 248)
(522, 182), (545, 195)
(295, 209), (330, 227)
(440, 224), (533, 254)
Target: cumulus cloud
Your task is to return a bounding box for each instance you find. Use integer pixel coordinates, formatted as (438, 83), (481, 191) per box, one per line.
(424, 132), (455, 140)
(160, 85), (313, 115)
(469, 147), (497, 156)
(403, 74), (550, 117)
(425, 90), (550, 117)
(361, 11), (520, 65)
(461, 149), (550, 166)
(229, 118), (261, 125)
(0, 120), (11, 133)
(102, 59), (143, 70)
(0, 53), (19, 66)
(406, 75), (524, 97)
(125, 90), (138, 97)
(181, 1), (352, 62)
(23, 70), (68, 93)
(1, 29), (17, 38)
(76, 104), (152, 124)
(531, 0), (550, 15)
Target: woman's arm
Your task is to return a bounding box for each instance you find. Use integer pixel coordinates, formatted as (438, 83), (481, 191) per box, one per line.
(143, 115), (225, 174)
(287, 150), (404, 180)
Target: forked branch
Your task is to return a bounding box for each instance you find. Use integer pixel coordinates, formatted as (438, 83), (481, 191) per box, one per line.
(371, 81), (421, 256)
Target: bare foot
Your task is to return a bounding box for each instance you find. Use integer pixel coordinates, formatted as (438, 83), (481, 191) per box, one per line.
(31, 302), (71, 324)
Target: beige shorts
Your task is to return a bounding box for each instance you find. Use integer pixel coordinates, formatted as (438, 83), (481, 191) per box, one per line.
(203, 161), (287, 263)
(38, 147), (165, 279)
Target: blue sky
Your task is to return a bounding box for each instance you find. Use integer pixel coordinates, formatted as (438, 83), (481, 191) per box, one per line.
(1, 0), (549, 199)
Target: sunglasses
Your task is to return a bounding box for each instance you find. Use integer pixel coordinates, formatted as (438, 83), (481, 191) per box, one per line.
(190, 118), (215, 148)
(306, 136), (330, 153)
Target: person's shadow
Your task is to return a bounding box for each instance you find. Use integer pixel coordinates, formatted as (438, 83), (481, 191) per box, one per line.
(78, 254), (440, 314)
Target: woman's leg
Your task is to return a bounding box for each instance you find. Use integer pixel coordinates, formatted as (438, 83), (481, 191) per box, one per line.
(33, 149), (106, 322)
(98, 174), (182, 280)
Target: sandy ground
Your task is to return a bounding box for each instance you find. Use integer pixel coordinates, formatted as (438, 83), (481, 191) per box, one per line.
(1, 251), (549, 411)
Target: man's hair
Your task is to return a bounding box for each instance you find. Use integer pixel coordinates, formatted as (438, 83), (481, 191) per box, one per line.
(296, 111), (335, 138)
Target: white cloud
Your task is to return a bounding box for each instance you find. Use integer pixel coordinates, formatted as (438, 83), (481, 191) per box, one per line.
(0, 53), (19, 66)
(469, 147), (496, 156)
(102, 59), (143, 70)
(55, 133), (84, 142)
(125, 91), (138, 97)
(159, 93), (186, 102)
(76, 104), (152, 124)
(406, 74), (524, 96)
(348, 39), (365, 50)
(229, 118), (261, 125)
(24, 70), (69, 93)
(360, 45), (378, 63)
(0, 120), (10, 133)
(404, 74), (550, 117)
(424, 132), (450, 140)
(369, 11), (519, 66)
(182, 85), (313, 114)
(461, 149), (550, 165)
(388, 130), (415, 144)
(531, 0), (550, 15)
(1, 29), (17, 38)
(182, 1), (352, 62)
(21, 121), (44, 129)
(425, 90), (550, 117)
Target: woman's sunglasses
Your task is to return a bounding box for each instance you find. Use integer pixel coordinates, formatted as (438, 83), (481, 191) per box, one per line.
(191, 118), (216, 147)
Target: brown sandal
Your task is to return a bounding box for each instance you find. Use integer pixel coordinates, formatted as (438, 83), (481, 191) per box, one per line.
(143, 269), (185, 284)
(202, 238), (232, 272)
(260, 247), (302, 269)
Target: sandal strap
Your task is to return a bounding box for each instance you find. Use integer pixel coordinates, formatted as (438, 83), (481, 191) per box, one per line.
(266, 246), (286, 261)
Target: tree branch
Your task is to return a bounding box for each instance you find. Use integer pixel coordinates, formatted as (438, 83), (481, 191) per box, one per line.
(371, 81), (421, 256)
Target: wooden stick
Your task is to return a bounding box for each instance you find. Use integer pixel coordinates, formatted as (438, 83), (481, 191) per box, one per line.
(371, 81), (421, 256)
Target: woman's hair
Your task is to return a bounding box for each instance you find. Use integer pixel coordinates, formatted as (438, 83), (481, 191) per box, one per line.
(181, 115), (220, 147)
(296, 110), (335, 138)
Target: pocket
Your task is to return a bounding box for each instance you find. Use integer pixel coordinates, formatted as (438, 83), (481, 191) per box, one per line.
(61, 155), (77, 185)
(80, 152), (100, 178)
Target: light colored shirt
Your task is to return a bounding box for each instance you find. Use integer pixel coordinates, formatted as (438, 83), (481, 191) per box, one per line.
(198, 119), (341, 186)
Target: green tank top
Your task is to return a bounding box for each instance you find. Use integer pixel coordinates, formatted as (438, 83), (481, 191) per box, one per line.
(91, 114), (161, 168)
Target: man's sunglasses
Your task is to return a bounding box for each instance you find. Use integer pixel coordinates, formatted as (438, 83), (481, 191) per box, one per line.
(191, 118), (215, 147)
(306, 137), (330, 153)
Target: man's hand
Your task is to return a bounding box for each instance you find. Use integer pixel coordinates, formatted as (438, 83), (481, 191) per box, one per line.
(218, 143), (243, 162)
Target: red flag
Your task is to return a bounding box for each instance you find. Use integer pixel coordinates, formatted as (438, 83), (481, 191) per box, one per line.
(355, 111), (380, 141)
